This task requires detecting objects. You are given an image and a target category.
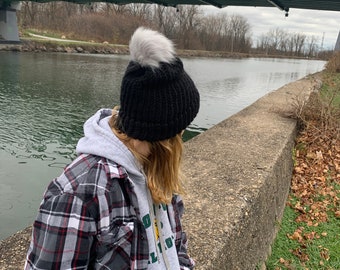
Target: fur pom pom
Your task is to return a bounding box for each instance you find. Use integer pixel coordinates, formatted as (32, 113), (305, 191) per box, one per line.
(129, 27), (175, 68)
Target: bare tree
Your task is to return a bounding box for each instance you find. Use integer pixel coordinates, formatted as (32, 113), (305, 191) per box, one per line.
(257, 33), (271, 54)
(175, 5), (203, 49)
(126, 4), (153, 21)
(227, 14), (251, 53)
(291, 32), (307, 56)
(18, 2), (39, 26)
(152, 5), (177, 37)
(268, 28), (285, 54)
(304, 35), (319, 58)
(108, 4), (129, 15)
(199, 13), (226, 51)
(255, 28), (314, 57)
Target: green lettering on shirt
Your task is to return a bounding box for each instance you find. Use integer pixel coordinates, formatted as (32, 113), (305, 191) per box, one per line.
(150, 252), (158, 263)
(142, 214), (151, 228)
(158, 242), (163, 252)
(165, 237), (173, 249)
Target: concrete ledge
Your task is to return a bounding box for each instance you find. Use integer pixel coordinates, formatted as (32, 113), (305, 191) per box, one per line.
(0, 73), (322, 269)
(182, 73), (321, 269)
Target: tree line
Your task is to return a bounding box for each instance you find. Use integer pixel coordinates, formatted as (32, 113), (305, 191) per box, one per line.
(18, 2), (331, 58)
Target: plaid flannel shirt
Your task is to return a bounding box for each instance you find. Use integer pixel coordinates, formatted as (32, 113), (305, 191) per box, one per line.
(25, 154), (194, 270)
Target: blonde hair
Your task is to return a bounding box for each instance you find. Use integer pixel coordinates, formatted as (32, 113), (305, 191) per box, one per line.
(109, 108), (185, 204)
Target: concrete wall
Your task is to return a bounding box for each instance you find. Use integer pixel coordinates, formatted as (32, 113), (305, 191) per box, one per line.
(0, 73), (322, 269)
(181, 73), (321, 269)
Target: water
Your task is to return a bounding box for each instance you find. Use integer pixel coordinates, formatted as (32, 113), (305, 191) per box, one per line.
(0, 51), (325, 240)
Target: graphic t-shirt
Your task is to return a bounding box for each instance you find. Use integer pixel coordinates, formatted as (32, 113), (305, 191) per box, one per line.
(133, 179), (180, 269)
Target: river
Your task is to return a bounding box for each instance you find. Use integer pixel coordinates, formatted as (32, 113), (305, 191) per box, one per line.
(0, 51), (325, 240)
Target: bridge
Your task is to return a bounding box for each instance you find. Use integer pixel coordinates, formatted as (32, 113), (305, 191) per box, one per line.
(1, 0), (340, 42)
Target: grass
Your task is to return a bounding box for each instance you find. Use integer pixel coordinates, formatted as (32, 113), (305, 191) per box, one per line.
(21, 28), (62, 39)
(321, 73), (340, 107)
(21, 28), (128, 47)
(266, 56), (340, 270)
(21, 37), (93, 47)
(267, 198), (340, 269)
(18, 29), (130, 55)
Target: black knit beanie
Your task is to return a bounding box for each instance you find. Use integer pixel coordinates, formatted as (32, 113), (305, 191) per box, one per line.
(118, 27), (200, 142)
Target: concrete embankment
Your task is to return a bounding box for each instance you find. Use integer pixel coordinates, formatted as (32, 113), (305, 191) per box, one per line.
(181, 73), (321, 269)
(0, 73), (322, 269)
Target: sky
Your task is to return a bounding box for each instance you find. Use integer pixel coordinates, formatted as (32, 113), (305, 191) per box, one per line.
(203, 5), (340, 50)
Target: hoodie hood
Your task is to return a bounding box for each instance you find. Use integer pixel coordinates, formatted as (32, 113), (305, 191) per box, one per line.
(76, 109), (144, 180)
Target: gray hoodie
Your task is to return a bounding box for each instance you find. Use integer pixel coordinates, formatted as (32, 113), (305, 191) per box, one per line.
(76, 108), (181, 269)
(76, 108), (144, 182)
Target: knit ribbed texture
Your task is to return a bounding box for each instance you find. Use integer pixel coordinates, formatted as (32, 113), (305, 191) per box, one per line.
(119, 57), (200, 142)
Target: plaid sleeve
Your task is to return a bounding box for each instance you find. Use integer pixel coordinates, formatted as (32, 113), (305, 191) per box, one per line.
(171, 195), (195, 270)
(25, 192), (97, 269)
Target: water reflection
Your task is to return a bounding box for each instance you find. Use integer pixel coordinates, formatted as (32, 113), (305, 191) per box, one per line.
(1, 53), (129, 167)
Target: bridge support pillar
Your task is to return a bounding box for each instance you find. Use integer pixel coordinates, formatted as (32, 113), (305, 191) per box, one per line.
(0, 2), (21, 43)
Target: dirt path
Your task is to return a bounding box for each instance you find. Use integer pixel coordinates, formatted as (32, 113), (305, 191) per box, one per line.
(28, 33), (94, 43)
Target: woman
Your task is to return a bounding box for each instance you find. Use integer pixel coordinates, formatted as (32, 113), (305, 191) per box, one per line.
(25, 27), (200, 270)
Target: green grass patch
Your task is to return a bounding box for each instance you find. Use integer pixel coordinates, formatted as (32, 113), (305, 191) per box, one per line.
(267, 207), (340, 270)
(321, 72), (340, 107)
(266, 207), (300, 269)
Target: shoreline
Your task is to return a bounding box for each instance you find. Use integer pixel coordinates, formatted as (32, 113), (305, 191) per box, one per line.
(0, 39), (320, 60)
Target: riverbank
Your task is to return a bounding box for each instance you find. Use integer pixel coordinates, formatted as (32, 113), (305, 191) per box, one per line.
(0, 38), (250, 58)
(0, 38), (317, 60)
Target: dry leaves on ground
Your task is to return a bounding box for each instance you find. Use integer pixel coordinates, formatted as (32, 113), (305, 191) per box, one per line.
(290, 122), (339, 224)
(284, 119), (340, 266)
